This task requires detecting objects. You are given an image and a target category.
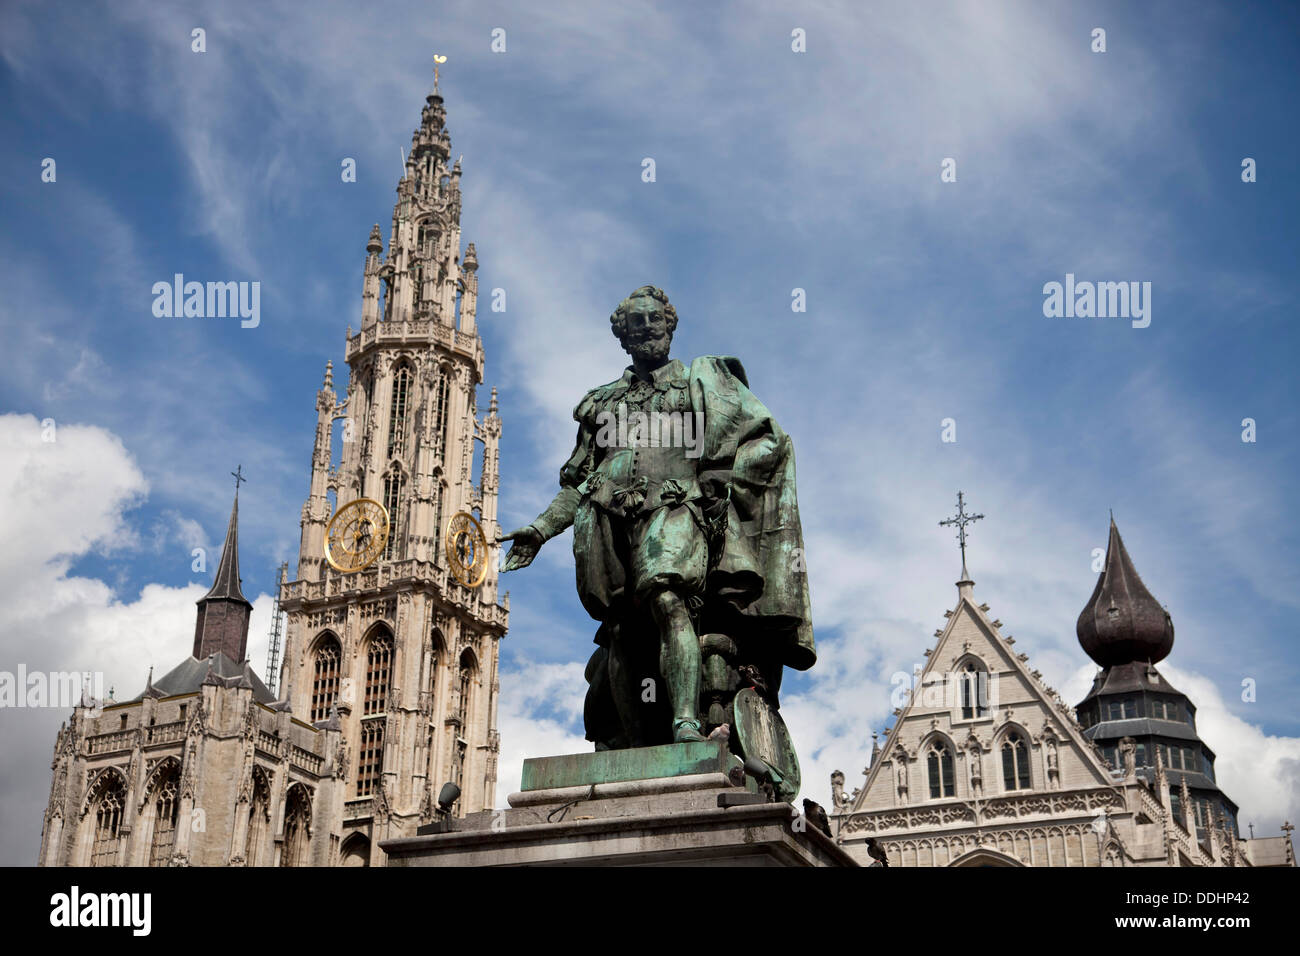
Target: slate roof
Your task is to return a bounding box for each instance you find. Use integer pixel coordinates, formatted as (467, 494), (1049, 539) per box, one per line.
(128, 651), (275, 704)
(1083, 717), (1205, 744)
(1077, 518), (1174, 667)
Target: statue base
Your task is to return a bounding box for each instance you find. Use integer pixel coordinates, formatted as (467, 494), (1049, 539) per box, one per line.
(380, 740), (856, 867)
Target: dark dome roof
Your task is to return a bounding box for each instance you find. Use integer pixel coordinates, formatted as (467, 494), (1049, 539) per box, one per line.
(1077, 518), (1174, 667)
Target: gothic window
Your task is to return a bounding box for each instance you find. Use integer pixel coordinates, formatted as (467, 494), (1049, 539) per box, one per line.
(412, 263), (425, 307)
(90, 775), (125, 867)
(958, 660), (988, 720)
(456, 650), (475, 728)
(1001, 732), (1031, 791)
(356, 720), (384, 797)
(1169, 788), (1182, 822)
(147, 765), (180, 867)
(310, 634), (341, 723)
(418, 220), (437, 258)
(433, 482), (445, 553)
(280, 786), (311, 867)
(453, 739), (467, 788)
(927, 741), (955, 799)
(423, 644), (440, 780)
(245, 770), (270, 867)
(387, 365), (411, 460)
(432, 373), (451, 463)
(364, 631), (394, 716)
(382, 472), (405, 560)
(1134, 742), (1147, 767)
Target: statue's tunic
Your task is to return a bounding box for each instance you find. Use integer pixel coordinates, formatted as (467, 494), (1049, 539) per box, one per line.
(530, 355), (816, 671)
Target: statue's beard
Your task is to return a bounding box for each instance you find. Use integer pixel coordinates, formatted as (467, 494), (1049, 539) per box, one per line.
(623, 331), (672, 364)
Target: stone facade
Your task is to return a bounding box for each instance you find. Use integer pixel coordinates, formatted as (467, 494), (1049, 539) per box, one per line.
(37, 80), (507, 867)
(829, 551), (1292, 867)
(39, 670), (342, 867)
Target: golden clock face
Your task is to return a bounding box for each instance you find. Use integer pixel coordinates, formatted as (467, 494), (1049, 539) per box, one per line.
(325, 498), (390, 573)
(445, 511), (488, 588)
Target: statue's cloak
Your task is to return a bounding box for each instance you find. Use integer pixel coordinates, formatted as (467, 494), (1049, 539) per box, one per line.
(687, 355), (815, 671)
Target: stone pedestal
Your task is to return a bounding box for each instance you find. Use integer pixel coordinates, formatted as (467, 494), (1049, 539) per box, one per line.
(381, 740), (857, 867)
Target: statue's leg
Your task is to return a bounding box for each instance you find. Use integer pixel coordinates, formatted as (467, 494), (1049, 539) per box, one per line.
(606, 620), (646, 746)
(648, 588), (704, 741)
(629, 504), (709, 742)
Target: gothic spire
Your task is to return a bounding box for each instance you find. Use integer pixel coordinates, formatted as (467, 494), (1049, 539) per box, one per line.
(193, 489), (254, 662)
(1076, 516), (1174, 667)
(203, 493), (250, 605)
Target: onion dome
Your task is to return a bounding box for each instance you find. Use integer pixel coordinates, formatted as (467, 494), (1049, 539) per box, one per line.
(1077, 517), (1174, 666)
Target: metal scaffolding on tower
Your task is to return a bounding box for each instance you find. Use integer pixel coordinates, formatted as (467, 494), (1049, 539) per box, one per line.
(265, 562), (287, 696)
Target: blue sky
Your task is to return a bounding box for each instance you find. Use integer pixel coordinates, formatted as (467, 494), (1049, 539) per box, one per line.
(1, 0), (1298, 866)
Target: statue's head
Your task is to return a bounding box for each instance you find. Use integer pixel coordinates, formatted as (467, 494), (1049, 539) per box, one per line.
(610, 286), (678, 366)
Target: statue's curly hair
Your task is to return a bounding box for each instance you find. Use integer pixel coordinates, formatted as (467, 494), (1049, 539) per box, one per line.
(609, 285), (678, 341)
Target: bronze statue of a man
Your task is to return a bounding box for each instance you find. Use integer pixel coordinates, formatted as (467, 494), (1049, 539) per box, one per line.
(503, 286), (814, 757)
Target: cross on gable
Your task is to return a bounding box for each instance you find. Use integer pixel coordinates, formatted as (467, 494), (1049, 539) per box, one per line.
(939, 491), (984, 581)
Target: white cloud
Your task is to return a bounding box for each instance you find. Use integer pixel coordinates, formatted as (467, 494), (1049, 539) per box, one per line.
(493, 659), (589, 802)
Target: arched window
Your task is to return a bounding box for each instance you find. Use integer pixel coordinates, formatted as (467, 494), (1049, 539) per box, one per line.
(456, 650), (475, 727)
(412, 263), (425, 308)
(90, 774), (126, 867)
(364, 631), (393, 716)
(383, 472), (405, 560)
(432, 372), (451, 462)
(433, 482), (445, 555)
(927, 740), (955, 799)
(356, 721), (384, 797)
(280, 786), (311, 868)
(341, 833), (371, 867)
(1001, 732), (1031, 791)
(147, 765), (180, 867)
(387, 365), (412, 460)
(245, 769), (270, 867)
(310, 634), (341, 723)
(959, 660), (989, 719)
(453, 739), (467, 788)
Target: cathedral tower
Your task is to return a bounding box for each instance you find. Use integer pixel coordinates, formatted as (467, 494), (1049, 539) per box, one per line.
(278, 79), (508, 862)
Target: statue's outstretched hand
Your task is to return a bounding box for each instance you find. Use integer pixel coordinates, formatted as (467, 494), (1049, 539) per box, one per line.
(500, 526), (542, 572)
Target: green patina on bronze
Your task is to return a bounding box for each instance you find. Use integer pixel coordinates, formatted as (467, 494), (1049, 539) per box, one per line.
(521, 739), (743, 792)
(502, 286), (816, 794)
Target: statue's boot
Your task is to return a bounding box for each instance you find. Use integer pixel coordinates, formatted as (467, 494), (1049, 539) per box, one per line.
(673, 717), (705, 742)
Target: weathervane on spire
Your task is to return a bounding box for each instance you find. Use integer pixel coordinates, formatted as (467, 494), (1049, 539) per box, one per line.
(939, 490), (983, 581)
(433, 54), (447, 89)
(231, 464), (247, 498)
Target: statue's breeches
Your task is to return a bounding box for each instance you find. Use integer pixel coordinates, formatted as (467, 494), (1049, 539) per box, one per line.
(573, 500), (708, 623)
